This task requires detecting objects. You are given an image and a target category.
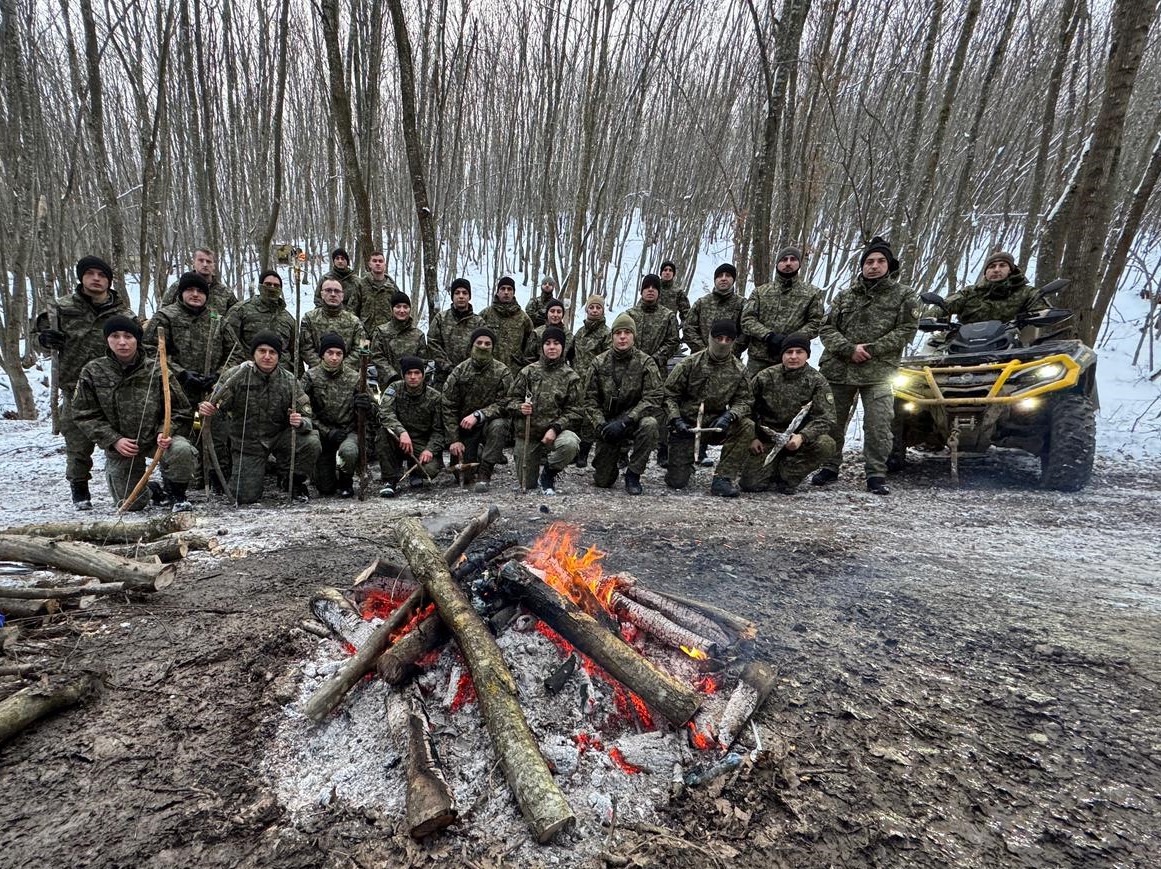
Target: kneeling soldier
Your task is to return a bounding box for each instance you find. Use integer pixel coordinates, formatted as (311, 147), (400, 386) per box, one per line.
(378, 356), (445, 498)
(302, 333), (365, 497)
(73, 316), (196, 512)
(442, 327), (513, 492)
(738, 334), (836, 494)
(584, 313), (662, 495)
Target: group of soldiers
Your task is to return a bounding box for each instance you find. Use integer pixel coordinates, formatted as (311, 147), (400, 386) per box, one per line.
(35, 239), (1043, 510)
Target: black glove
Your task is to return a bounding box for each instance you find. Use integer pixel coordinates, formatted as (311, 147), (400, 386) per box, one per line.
(712, 411), (735, 431)
(175, 370), (197, 389)
(325, 429), (349, 450)
(199, 371), (220, 391)
(38, 329), (66, 350)
(353, 392), (373, 413)
(669, 417), (692, 436)
(600, 416), (630, 443)
(764, 332), (784, 357)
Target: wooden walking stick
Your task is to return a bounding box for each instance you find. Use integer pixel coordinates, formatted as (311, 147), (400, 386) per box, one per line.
(119, 327), (172, 514)
(288, 260), (303, 502)
(520, 390), (532, 491)
(355, 341), (372, 500)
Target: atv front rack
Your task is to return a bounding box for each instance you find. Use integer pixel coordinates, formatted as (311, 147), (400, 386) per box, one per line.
(893, 353), (1082, 407)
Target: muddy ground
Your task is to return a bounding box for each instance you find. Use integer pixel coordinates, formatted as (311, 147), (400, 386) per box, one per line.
(1, 448), (1159, 869)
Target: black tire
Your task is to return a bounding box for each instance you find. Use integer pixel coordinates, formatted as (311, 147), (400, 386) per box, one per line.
(1039, 394), (1096, 491)
(887, 403), (909, 473)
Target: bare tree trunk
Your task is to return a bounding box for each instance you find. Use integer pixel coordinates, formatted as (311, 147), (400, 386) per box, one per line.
(256, 0), (291, 270)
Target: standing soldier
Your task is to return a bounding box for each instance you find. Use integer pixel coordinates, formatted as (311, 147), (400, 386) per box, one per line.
(301, 277), (366, 371)
(509, 327), (584, 495)
(72, 316), (196, 512)
(442, 328), (513, 493)
(685, 263), (748, 357)
(664, 320), (753, 497)
(658, 260), (690, 324)
(814, 237), (919, 495)
(348, 250), (401, 334)
(428, 277), (485, 386)
(627, 273), (680, 466)
(568, 294), (612, 468)
(222, 270), (296, 373)
(741, 246), (826, 378)
(198, 332), (322, 503)
(525, 276), (560, 328)
(314, 247), (361, 307)
(35, 255), (132, 510)
(583, 313), (662, 495)
(377, 356), (445, 498)
(370, 290), (428, 385)
(523, 298), (572, 365)
(301, 334), (366, 498)
(160, 248), (236, 314)
(481, 276), (533, 375)
(738, 334), (836, 494)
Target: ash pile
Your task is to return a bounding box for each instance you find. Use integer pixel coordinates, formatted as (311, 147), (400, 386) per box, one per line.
(265, 506), (779, 860)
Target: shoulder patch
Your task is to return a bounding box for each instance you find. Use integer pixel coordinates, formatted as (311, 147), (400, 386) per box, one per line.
(385, 387), (396, 398)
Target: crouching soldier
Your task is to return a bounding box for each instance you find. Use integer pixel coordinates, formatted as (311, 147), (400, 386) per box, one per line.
(198, 332), (322, 504)
(738, 334), (836, 494)
(72, 316), (196, 512)
(378, 356), (445, 498)
(584, 313), (662, 495)
(302, 333), (364, 498)
(664, 320), (752, 497)
(442, 328), (513, 492)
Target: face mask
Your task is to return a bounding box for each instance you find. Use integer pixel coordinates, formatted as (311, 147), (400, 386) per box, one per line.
(471, 346), (492, 364)
(260, 284), (282, 301)
(708, 341), (732, 361)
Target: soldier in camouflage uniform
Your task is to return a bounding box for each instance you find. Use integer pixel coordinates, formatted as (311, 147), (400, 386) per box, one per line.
(370, 290), (428, 385)
(523, 298), (573, 365)
(159, 248), (237, 315)
(198, 332), (321, 504)
(664, 320), (753, 497)
(583, 313), (662, 495)
(741, 246), (826, 378)
(481, 276), (533, 375)
(685, 263), (748, 358)
(442, 327), (513, 492)
(941, 251), (1044, 325)
(428, 278), (485, 386)
(72, 316), (196, 512)
(815, 237), (919, 495)
(509, 327), (584, 495)
(525, 276), (559, 328)
(737, 334), (836, 494)
(348, 251), (402, 334)
(568, 294), (612, 468)
(221, 270), (297, 373)
(36, 255), (132, 509)
(627, 273), (681, 467)
(301, 277), (366, 371)
(301, 334), (368, 498)
(378, 356), (445, 498)
(658, 261), (690, 324)
(314, 247), (361, 308)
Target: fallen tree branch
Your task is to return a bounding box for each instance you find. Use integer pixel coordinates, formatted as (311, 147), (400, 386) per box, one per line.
(2, 513), (196, 544)
(0, 535), (176, 591)
(0, 672), (99, 745)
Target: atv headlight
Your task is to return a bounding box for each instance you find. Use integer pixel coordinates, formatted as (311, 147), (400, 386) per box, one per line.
(892, 372), (914, 388)
(901, 401), (918, 413)
(1017, 397), (1040, 411)
(1034, 363), (1064, 381)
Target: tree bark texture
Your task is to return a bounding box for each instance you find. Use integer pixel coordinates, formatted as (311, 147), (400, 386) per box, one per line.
(0, 535), (176, 591)
(0, 672), (99, 746)
(3, 512), (196, 544)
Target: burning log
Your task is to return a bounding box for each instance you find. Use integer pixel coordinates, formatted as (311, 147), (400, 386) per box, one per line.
(634, 586), (757, 642)
(396, 516), (575, 843)
(375, 613), (448, 686)
(0, 672), (99, 746)
(2, 512), (196, 544)
(615, 580), (733, 650)
(544, 653), (578, 694)
(104, 537), (190, 563)
(0, 535), (176, 592)
(608, 591), (720, 656)
(716, 661), (778, 750)
(498, 561), (700, 727)
(309, 587), (379, 648)
(387, 691), (458, 839)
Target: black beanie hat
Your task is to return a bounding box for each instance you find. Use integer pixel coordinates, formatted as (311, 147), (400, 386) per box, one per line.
(780, 333), (811, 357)
(178, 271), (209, 295)
(391, 290), (411, 307)
(709, 319), (738, 340)
(331, 247), (350, 262)
(641, 273), (662, 291)
(714, 263), (737, 280)
(76, 255), (113, 283)
(660, 260), (677, 273)
(318, 332), (346, 356)
(103, 314), (142, 341)
(399, 355), (425, 374)
(258, 269), (282, 286)
(496, 276), (516, 291)
(250, 330), (283, 356)
(860, 236), (900, 274)
(469, 326), (497, 346)
(450, 277), (472, 295)
(541, 326), (567, 346)
(545, 298), (565, 313)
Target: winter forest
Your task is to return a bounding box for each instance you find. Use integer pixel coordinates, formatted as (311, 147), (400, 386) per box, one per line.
(1, 0), (1159, 416)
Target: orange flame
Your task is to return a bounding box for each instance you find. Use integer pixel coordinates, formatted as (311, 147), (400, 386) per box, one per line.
(680, 645), (709, 660)
(608, 747), (644, 774)
(526, 522), (620, 613)
(687, 721), (715, 751)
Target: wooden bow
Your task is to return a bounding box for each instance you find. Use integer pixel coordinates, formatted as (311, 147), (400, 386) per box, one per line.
(118, 326), (172, 513)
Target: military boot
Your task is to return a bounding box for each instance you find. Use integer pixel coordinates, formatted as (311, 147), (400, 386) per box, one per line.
(574, 441), (592, 469)
(866, 476), (890, 495)
(811, 468), (839, 486)
(473, 462), (492, 493)
(378, 480), (397, 498)
(538, 464), (558, 496)
(710, 476), (740, 498)
(623, 470), (643, 496)
(148, 480), (171, 507)
(70, 480), (92, 511)
(165, 481), (193, 513)
(656, 443), (669, 468)
(291, 474), (311, 502)
(336, 472), (355, 498)
(698, 443), (714, 467)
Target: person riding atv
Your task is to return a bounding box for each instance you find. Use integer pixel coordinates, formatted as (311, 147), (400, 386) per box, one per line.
(939, 251), (1046, 325)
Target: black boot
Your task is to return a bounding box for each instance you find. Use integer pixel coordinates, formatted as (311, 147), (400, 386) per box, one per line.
(166, 481), (193, 513)
(656, 443), (668, 469)
(70, 480), (92, 512)
(337, 472), (355, 498)
(379, 478), (398, 498)
(866, 476), (891, 495)
(624, 470), (643, 496)
(148, 479), (170, 506)
(811, 468), (839, 487)
(291, 474), (311, 502)
(574, 441), (592, 469)
(710, 476), (740, 498)
(698, 443), (714, 467)
(538, 464), (558, 495)
(472, 463), (491, 493)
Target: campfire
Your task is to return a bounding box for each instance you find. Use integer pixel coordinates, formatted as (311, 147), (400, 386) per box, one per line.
(268, 507), (777, 855)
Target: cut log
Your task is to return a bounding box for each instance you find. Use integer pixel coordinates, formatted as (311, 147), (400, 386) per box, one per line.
(616, 582), (733, 649)
(498, 561), (700, 727)
(0, 535), (176, 591)
(396, 516), (575, 843)
(0, 662), (40, 677)
(155, 530), (219, 553)
(2, 513), (196, 544)
(298, 619), (331, 639)
(0, 579), (167, 600)
(309, 587), (378, 648)
(302, 506), (500, 722)
(716, 660), (778, 750)
(608, 591), (720, 655)
(0, 598), (53, 620)
(376, 613), (448, 686)
(629, 584), (757, 641)
(0, 672), (99, 745)
(387, 690), (458, 839)
(105, 538), (190, 563)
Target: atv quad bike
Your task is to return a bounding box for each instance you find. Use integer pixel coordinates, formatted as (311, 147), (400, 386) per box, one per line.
(889, 278), (1098, 491)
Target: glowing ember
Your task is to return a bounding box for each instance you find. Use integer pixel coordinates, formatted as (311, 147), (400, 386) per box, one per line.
(629, 693), (655, 730)
(687, 722), (715, 751)
(340, 642), (356, 656)
(574, 732), (604, 753)
(608, 747), (644, 774)
(360, 588), (412, 620)
(680, 645), (709, 661)
(449, 672), (477, 712)
(695, 674), (718, 694)
(389, 602), (436, 643)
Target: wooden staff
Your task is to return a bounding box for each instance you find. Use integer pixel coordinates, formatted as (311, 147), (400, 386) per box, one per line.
(118, 326), (171, 514)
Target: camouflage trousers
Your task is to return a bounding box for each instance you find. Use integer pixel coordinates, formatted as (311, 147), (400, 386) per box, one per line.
(104, 436), (196, 511)
(379, 434), (444, 486)
(823, 381), (894, 478)
(453, 418), (509, 471)
(592, 416), (659, 488)
(515, 429), (580, 489)
(196, 413), (233, 489)
(59, 393), (96, 482)
(664, 421), (750, 489)
(315, 432), (361, 495)
(737, 423), (836, 491)
(229, 428), (322, 504)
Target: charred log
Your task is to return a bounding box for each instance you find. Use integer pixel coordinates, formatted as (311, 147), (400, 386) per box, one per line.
(375, 613), (448, 686)
(616, 582), (733, 649)
(716, 660), (777, 750)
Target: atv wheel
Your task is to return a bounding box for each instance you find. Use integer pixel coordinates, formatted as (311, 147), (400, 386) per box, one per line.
(888, 413), (909, 473)
(1039, 394), (1096, 491)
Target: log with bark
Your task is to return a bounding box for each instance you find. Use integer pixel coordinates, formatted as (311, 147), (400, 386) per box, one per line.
(0, 672), (99, 746)
(387, 690), (457, 839)
(375, 613), (449, 686)
(616, 580), (734, 649)
(0, 580), (170, 601)
(396, 516), (575, 843)
(2, 512), (196, 544)
(105, 537), (190, 564)
(155, 530), (219, 553)
(498, 561), (700, 727)
(608, 590), (721, 655)
(0, 535), (175, 591)
(716, 660), (778, 750)
(628, 584), (757, 641)
(0, 597), (54, 620)
(0, 662), (40, 678)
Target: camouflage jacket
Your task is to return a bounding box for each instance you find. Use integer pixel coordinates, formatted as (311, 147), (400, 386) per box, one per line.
(160, 273), (237, 315)
(428, 305), (485, 372)
(314, 267), (362, 308)
(301, 362), (360, 438)
(659, 280), (691, 322)
(684, 290), (748, 355)
(349, 274), (401, 334)
(380, 382), (445, 453)
(301, 305), (366, 371)
(583, 347), (663, 427)
(569, 317), (611, 381)
(749, 363), (835, 445)
(370, 318), (428, 384)
(741, 276), (826, 364)
(664, 349), (753, 424)
(210, 360), (313, 445)
(441, 355), (514, 441)
(524, 323), (573, 366)
(143, 301), (228, 395)
(819, 276), (920, 385)
(221, 295), (297, 373)
(481, 300), (533, 374)
(944, 272), (1043, 325)
(38, 287), (131, 391)
(508, 356), (585, 439)
(626, 301), (681, 373)
(524, 292), (557, 329)
(73, 350), (193, 449)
